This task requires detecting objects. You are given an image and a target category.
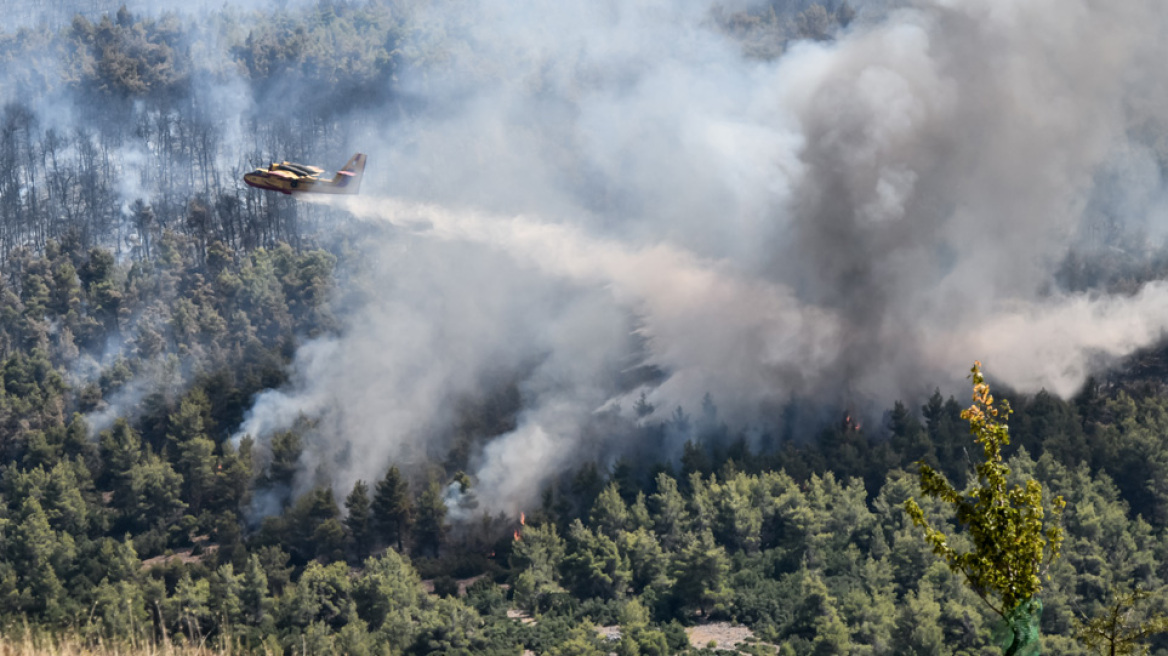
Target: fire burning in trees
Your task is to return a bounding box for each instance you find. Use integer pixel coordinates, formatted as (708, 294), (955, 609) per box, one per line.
(513, 512), (526, 541)
(843, 414), (862, 432)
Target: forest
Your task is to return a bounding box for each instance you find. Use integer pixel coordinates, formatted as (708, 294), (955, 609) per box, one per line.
(4, 0), (1168, 654)
(9, 230), (1168, 655)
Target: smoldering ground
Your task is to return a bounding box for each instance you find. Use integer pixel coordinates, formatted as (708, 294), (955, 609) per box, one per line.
(230, 0), (1168, 514)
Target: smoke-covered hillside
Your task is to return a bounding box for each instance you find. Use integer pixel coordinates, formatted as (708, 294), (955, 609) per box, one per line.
(230, 0), (1168, 513)
(5, 1), (1168, 652)
(4, 0), (1168, 511)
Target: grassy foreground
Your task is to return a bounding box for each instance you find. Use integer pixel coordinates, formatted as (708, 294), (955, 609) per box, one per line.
(0, 635), (237, 656)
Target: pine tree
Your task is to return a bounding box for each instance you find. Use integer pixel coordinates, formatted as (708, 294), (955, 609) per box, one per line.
(344, 479), (373, 561)
(208, 563), (243, 630)
(619, 527), (669, 593)
(167, 388), (212, 449)
(210, 437), (252, 514)
(264, 430), (302, 491)
(414, 478), (447, 557)
(352, 548), (427, 638)
(177, 435), (216, 514)
(240, 553), (270, 625)
(892, 579), (949, 655)
(562, 519), (632, 600)
(669, 528), (729, 617)
(11, 497), (69, 621)
(889, 400), (934, 466)
(922, 389), (967, 484)
(649, 472), (689, 551)
(590, 482), (630, 539)
(371, 465), (411, 551)
(172, 572), (212, 642)
(800, 568), (853, 655)
(512, 522), (567, 613)
(99, 418), (141, 497)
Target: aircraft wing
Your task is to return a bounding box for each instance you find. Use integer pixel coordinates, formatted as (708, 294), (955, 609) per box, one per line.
(244, 153), (366, 195)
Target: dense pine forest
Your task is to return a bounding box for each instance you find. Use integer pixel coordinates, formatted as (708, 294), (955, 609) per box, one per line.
(5, 0), (1168, 654)
(11, 230), (1168, 655)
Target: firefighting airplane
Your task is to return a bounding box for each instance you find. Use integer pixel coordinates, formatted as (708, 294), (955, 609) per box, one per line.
(243, 153), (366, 195)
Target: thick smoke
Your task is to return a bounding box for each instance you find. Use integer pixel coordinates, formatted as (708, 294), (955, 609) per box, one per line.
(0, 0), (320, 31)
(231, 0), (1168, 513)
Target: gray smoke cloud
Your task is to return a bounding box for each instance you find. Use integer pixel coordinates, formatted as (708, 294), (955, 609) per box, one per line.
(232, 0), (1168, 513)
(0, 0), (320, 31)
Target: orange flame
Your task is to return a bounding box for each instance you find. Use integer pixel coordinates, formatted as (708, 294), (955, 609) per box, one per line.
(513, 530), (521, 541)
(520, 512), (526, 526)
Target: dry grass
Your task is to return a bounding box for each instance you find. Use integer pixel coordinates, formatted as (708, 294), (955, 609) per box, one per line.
(0, 633), (235, 656)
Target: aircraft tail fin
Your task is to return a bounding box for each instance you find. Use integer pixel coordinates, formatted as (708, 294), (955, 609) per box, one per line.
(331, 153), (366, 194)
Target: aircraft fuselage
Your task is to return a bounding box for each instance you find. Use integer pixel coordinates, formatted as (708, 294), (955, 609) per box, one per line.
(243, 153), (366, 196)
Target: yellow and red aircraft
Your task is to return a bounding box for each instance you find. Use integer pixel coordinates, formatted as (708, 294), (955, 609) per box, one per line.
(244, 153), (366, 195)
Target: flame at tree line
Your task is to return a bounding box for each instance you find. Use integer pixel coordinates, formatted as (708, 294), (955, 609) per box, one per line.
(513, 513), (526, 542)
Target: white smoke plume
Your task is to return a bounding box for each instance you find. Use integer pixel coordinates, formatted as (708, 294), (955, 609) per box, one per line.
(233, 0), (1168, 513)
